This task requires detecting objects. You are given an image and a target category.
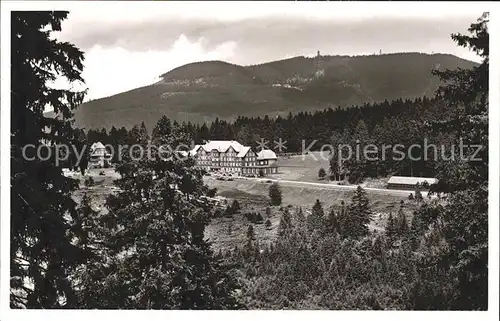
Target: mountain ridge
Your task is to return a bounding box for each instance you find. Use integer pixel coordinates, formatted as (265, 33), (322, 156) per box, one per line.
(47, 52), (478, 130)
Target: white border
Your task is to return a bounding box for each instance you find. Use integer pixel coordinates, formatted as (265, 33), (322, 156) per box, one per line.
(1, 1), (499, 321)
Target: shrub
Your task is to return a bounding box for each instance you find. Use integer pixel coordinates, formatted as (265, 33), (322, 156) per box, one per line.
(84, 176), (94, 187)
(224, 205), (234, 217)
(207, 187), (217, 198)
(269, 183), (282, 206)
(231, 200), (241, 213)
(318, 167), (326, 179)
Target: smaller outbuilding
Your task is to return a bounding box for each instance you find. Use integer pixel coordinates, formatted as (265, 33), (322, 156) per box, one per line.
(386, 176), (438, 190)
(89, 142), (112, 168)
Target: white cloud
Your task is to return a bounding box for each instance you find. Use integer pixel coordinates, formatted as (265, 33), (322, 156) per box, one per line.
(50, 34), (237, 102)
(28, 0), (483, 107)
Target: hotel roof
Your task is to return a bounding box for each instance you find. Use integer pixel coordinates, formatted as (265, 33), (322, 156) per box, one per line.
(90, 142), (106, 150)
(257, 149), (277, 160)
(237, 146), (252, 157)
(202, 140), (245, 153)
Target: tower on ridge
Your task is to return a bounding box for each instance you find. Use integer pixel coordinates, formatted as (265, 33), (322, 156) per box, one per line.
(315, 50), (323, 69)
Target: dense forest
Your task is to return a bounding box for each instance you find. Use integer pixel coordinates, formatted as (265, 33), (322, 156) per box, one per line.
(84, 95), (454, 183)
(11, 10), (488, 310)
(55, 49), (475, 130)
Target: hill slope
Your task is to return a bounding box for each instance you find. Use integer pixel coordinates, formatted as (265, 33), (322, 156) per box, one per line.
(58, 52), (477, 130)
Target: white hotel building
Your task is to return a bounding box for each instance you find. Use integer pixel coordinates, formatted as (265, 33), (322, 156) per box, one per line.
(188, 140), (278, 176)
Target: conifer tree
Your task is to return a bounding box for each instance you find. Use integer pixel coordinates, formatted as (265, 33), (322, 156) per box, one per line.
(72, 194), (114, 308)
(324, 209), (339, 235)
(344, 186), (373, 238)
(418, 13), (489, 309)
(269, 182), (282, 206)
(277, 208), (293, 238)
(295, 207), (306, 225)
(386, 211), (396, 241)
(353, 119), (370, 144)
(92, 116), (241, 309)
(318, 167), (326, 180)
(307, 199), (325, 232)
(329, 157), (341, 182)
(139, 121), (149, 142)
(414, 183), (423, 202)
(128, 123), (149, 146)
(409, 213), (424, 250)
(152, 116), (173, 143)
(247, 225), (256, 242)
(231, 200), (241, 213)
(396, 204), (409, 236)
(11, 11), (89, 308)
(337, 200), (346, 236)
(152, 115), (191, 149)
(224, 205), (234, 217)
(265, 206), (272, 218)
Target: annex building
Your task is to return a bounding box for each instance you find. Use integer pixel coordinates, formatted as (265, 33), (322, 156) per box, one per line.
(386, 176), (438, 190)
(89, 142), (112, 168)
(188, 140), (278, 176)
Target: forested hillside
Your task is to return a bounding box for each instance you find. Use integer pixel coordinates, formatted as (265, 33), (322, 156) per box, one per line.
(48, 52), (476, 130)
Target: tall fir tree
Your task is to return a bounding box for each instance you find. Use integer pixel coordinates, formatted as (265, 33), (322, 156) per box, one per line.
(397, 206), (409, 236)
(307, 199), (325, 232)
(71, 194), (114, 308)
(414, 183), (424, 202)
(414, 13), (489, 310)
(324, 208), (340, 235)
(409, 213), (424, 251)
(318, 167), (326, 180)
(295, 207), (306, 225)
(277, 208), (293, 238)
(10, 11), (89, 308)
(247, 225), (256, 242)
(268, 182), (282, 206)
(385, 211), (396, 241)
(344, 186), (373, 238)
(90, 117), (242, 309)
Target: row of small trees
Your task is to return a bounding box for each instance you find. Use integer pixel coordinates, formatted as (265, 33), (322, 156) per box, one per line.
(228, 188), (417, 309)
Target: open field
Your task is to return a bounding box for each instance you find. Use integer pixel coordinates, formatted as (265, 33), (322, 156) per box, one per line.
(65, 168), (121, 213)
(272, 151), (391, 189)
(205, 200), (281, 251)
(205, 176), (411, 210)
(66, 164), (423, 252)
(204, 175), (421, 251)
(272, 151), (331, 182)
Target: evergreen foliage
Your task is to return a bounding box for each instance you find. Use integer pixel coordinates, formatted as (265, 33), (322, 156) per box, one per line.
(269, 183), (282, 206)
(11, 11), (89, 308)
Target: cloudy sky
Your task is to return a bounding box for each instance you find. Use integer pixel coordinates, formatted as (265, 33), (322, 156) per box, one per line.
(45, 2), (485, 101)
